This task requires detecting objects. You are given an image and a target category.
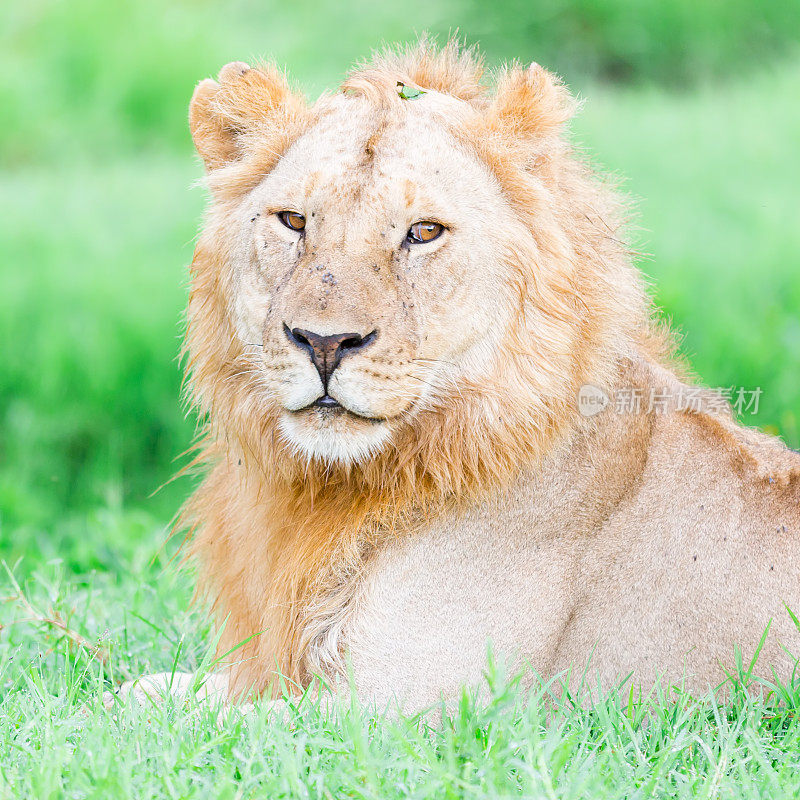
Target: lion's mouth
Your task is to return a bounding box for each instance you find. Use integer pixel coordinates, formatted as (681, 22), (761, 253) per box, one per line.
(294, 397), (386, 424)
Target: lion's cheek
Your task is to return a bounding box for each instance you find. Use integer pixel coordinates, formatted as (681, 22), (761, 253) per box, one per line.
(231, 276), (271, 344)
(270, 364), (323, 412)
(329, 368), (415, 420)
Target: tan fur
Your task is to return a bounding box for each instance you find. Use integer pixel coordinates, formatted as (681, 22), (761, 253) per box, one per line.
(170, 40), (800, 705)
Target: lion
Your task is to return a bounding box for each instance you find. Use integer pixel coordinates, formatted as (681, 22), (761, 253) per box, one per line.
(116, 41), (800, 711)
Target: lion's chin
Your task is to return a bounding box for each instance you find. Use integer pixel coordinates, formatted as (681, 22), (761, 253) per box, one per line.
(277, 407), (393, 466)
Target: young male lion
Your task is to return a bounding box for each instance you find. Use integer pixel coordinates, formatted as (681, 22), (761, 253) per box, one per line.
(120, 42), (800, 710)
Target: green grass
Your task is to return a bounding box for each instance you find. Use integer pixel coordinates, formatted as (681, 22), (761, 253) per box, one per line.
(2, 1), (800, 794)
(4, 533), (800, 798)
(0, 158), (197, 540)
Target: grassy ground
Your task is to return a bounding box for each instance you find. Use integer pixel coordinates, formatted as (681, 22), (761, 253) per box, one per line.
(4, 549), (800, 797)
(1, 7), (799, 795)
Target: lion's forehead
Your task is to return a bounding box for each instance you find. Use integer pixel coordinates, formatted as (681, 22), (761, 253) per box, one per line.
(261, 95), (489, 213)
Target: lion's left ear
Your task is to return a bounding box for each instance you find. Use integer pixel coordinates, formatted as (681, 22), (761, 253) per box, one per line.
(486, 63), (575, 143)
(189, 61), (305, 171)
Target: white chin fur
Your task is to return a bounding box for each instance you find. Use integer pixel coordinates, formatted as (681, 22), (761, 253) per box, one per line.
(277, 412), (392, 466)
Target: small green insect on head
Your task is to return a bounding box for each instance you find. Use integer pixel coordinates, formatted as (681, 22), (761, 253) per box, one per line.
(397, 81), (426, 100)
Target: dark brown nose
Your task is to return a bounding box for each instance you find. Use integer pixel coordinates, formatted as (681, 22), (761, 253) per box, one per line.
(284, 324), (376, 389)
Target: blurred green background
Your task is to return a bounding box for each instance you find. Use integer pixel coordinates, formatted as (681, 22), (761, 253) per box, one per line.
(1, 0), (799, 571)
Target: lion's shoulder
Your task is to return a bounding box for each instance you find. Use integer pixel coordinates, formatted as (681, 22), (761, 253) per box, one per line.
(685, 408), (800, 490)
(622, 356), (800, 492)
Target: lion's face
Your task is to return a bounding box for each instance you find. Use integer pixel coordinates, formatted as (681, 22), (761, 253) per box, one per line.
(226, 93), (518, 464)
(188, 55), (624, 480)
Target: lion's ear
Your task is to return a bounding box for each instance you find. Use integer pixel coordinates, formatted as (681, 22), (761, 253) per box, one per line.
(189, 61), (304, 171)
(487, 63), (575, 143)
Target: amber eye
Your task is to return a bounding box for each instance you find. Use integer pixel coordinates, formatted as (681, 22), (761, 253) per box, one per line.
(407, 221), (444, 244)
(278, 211), (306, 231)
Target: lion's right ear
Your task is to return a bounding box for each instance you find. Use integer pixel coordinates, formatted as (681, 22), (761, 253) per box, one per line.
(189, 61), (304, 171)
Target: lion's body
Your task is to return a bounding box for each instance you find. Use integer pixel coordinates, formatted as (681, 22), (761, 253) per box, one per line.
(190, 354), (800, 707)
(345, 362), (800, 707)
(126, 42), (800, 710)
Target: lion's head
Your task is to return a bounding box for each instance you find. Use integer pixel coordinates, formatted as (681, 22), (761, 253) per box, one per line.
(186, 41), (650, 495)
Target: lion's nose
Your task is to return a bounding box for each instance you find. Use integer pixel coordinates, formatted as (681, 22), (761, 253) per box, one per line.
(283, 324), (377, 388)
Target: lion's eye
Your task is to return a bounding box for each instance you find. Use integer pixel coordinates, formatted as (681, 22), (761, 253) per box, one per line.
(278, 211), (306, 231)
(407, 221), (444, 244)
